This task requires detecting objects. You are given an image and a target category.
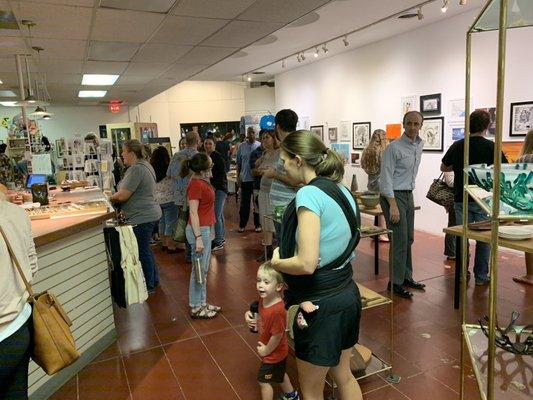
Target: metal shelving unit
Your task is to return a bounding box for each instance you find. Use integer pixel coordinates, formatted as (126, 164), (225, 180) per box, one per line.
(460, 1), (533, 399)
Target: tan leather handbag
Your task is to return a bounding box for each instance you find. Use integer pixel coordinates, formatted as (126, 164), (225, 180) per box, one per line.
(0, 226), (80, 375)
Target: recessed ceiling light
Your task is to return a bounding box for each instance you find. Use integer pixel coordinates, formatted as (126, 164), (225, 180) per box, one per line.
(82, 74), (119, 86)
(0, 90), (16, 97)
(0, 101), (18, 106)
(78, 90), (107, 98)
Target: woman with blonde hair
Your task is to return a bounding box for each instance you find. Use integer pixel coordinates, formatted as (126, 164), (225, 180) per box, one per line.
(513, 128), (533, 285)
(361, 129), (387, 193)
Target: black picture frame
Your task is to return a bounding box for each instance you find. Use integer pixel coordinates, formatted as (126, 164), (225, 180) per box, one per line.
(310, 125), (324, 140)
(509, 101), (533, 137)
(328, 127), (338, 142)
(420, 116), (444, 152)
(420, 93), (442, 115)
(352, 122), (371, 150)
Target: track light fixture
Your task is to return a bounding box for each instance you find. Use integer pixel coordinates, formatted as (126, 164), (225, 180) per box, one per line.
(313, 47), (319, 58)
(441, 0), (449, 13)
(417, 6), (424, 20)
(342, 35), (349, 47)
(297, 54), (301, 63)
(282, 59), (285, 68)
(300, 52), (306, 61)
(322, 43), (328, 54)
(246, 74), (251, 82)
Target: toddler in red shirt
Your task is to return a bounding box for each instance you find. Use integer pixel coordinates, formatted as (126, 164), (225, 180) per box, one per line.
(245, 263), (299, 400)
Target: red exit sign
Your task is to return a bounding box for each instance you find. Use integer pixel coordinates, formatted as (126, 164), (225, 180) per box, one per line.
(109, 102), (120, 113)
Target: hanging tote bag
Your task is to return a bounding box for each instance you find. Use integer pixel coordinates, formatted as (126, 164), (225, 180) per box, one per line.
(426, 172), (455, 209)
(173, 203), (189, 243)
(0, 226), (80, 375)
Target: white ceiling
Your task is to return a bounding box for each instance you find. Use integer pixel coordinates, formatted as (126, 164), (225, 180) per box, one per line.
(0, 0), (484, 106)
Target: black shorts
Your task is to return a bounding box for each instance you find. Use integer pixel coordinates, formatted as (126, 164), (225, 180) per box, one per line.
(257, 359), (287, 383)
(293, 281), (362, 367)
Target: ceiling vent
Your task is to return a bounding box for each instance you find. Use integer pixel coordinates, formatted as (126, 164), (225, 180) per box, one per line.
(250, 81), (274, 88)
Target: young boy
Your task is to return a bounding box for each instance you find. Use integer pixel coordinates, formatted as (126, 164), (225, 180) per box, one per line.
(245, 263), (299, 400)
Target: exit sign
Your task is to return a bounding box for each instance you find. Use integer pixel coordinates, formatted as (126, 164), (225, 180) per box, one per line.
(109, 103), (120, 113)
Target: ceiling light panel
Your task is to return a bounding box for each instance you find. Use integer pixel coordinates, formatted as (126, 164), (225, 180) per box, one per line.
(172, 0), (255, 19)
(100, 0), (175, 13)
(132, 43), (193, 64)
(12, 2), (92, 40)
(89, 41), (141, 62)
(79, 90), (107, 98)
(0, 90), (17, 97)
(174, 46), (238, 65)
(92, 9), (165, 43)
(83, 61), (129, 74)
(82, 74), (120, 85)
(238, 0), (329, 23)
(202, 20), (284, 47)
(151, 16), (229, 46)
(0, 101), (18, 106)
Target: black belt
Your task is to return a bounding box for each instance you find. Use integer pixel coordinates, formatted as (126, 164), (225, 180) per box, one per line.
(394, 190), (412, 193)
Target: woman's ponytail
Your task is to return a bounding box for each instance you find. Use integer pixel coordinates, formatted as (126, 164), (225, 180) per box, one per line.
(179, 158), (191, 178)
(316, 148), (344, 183)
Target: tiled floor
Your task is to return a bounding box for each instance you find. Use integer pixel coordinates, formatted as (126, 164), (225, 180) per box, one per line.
(50, 202), (533, 400)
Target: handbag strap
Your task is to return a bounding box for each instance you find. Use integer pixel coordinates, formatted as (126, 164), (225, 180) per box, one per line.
(0, 224), (34, 297)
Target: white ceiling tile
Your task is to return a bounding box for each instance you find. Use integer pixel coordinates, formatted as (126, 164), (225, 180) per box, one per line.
(88, 41), (141, 62)
(0, 72), (20, 87)
(29, 39), (87, 61)
(38, 60), (83, 73)
(123, 62), (170, 76)
(0, 36), (27, 50)
(175, 46), (237, 65)
(0, 57), (17, 72)
(100, 0), (175, 13)
(146, 77), (180, 86)
(115, 75), (154, 85)
(160, 63), (208, 80)
(43, 73), (82, 84)
(18, 0), (94, 7)
(202, 20), (284, 47)
(171, 0), (255, 19)
(238, 0), (330, 23)
(151, 15), (229, 46)
(132, 43), (193, 64)
(12, 2), (92, 40)
(83, 61), (129, 74)
(92, 8), (165, 43)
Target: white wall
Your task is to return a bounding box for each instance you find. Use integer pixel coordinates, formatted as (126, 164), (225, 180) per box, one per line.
(244, 86), (276, 115)
(132, 81), (247, 149)
(0, 105), (130, 143)
(275, 10), (533, 236)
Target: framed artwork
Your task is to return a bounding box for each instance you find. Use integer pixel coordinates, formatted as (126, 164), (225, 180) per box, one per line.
(420, 93), (442, 115)
(55, 139), (65, 157)
(420, 117), (444, 152)
(451, 125), (465, 141)
(328, 127), (338, 142)
(331, 143), (350, 164)
(449, 99), (466, 122)
(386, 123), (402, 141)
(352, 122), (371, 150)
(510, 101), (533, 136)
(339, 120), (351, 142)
(351, 153), (360, 165)
(310, 125), (324, 140)
(502, 141), (523, 163)
(401, 95), (418, 116)
(476, 107), (496, 135)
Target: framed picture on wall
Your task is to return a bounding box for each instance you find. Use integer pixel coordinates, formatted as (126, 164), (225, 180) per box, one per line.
(310, 125), (324, 140)
(420, 117), (444, 152)
(420, 93), (442, 115)
(401, 95), (418, 116)
(339, 121), (351, 142)
(352, 122), (371, 150)
(328, 127), (338, 142)
(331, 143), (350, 164)
(510, 101), (533, 136)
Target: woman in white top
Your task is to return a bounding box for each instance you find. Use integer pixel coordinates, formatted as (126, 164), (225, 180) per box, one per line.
(0, 184), (39, 400)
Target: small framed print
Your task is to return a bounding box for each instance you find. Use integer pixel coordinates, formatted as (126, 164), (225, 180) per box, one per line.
(510, 101), (533, 137)
(310, 125), (324, 140)
(328, 127), (338, 142)
(331, 143), (350, 164)
(352, 122), (371, 150)
(420, 117), (444, 152)
(420, 93), (442, 115)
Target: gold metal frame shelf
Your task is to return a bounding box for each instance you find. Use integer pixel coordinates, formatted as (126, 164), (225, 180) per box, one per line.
(472, 0), (533, 32)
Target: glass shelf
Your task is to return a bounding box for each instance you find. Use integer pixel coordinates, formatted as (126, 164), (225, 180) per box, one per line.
(462, 324), (532, 400)
(472, 0), (533, 32)
(465, 185), (532, 221)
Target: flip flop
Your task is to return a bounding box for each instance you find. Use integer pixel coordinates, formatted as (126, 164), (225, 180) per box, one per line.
(513, 275), (533, 286)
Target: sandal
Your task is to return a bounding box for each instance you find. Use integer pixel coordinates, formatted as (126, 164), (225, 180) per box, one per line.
(190, 305), (218, 319)
(206, 304), (222, 312)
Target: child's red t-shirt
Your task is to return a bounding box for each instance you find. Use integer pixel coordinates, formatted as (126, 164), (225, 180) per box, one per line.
(258, 299), (288, 364)
(187, 178), (215, 226)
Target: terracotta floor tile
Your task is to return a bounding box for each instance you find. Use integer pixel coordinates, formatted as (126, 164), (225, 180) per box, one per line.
(153, 315), (196, 345)
(164, 338), (239, 400)
(397, 372), (459, 400)
(90, 342), (121, 364)
(78, 358), (130, 400)
(48, 376), (78, 400)
(123, 347), (184, 400)
(364, 385), (410, 400)
(118, 323), (161, 356)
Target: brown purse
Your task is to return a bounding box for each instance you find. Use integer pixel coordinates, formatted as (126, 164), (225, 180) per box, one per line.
(0, 226), (80, 375)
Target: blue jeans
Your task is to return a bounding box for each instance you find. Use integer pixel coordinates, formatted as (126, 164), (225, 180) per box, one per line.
(186, 225), (212, 308)
(133, 221), (160, 290)
(213, 190), (227, 246)
(159, 201), (178, 236)
(455, 202), (490, 282)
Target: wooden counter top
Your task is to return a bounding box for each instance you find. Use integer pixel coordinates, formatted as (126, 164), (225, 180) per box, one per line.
(32, 210), (115, 248)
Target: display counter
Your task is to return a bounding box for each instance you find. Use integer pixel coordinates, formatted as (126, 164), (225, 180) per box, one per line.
(23, 188), (117, 400)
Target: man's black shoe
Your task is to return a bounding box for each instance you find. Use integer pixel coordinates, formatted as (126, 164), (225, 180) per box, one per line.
(403, 279), (426, 290)
(387, 282), (413, 299)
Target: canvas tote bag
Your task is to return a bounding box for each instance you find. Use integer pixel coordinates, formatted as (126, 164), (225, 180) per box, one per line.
(426, 172), (455, 209)
(0, 226), (80, 375)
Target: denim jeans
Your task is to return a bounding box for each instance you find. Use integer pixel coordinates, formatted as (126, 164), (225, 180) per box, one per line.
(0, 317), (31, 400)
(239, 181), (260, 229)
(133, 221), (160, 290)
(186, 225), (212, 308)
(159, 201), (178, 236)
(213, 190), (227, 246)
(454, 202), (490, 282)
(444, 205), (456, 257)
